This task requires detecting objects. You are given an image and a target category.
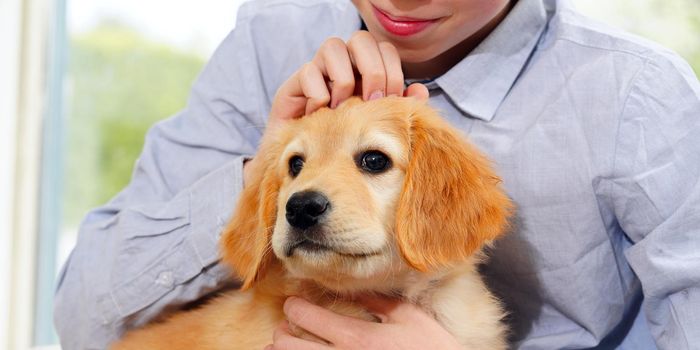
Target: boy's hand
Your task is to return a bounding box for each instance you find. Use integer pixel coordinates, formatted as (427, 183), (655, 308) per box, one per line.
(244, 31), (428, 185)
(269, 31), (428, 129)
(264, 296), (463, 350)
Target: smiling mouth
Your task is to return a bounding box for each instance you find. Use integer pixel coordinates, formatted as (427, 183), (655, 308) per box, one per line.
(285, 239), (381, 258)
(371, 5), (442, 37)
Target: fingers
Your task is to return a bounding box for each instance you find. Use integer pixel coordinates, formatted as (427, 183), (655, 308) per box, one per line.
(356, 294), (403, 323)
(358, 294), (428, 324)
(283, 297), (371, 346)
(377, 41), (404, 97)
(271, 31), (418, 125)
(313, 37), (355, 108)
(404, 82), (430, 101)
(269, 62), (331, 123)
(266, 321), (330, 350)
(298, 63), (331, 115)
(318, 32), (405, 102)
(347, 31), (387, 101)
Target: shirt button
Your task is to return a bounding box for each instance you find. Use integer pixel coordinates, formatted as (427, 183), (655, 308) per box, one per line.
(155, 271), (174, 287)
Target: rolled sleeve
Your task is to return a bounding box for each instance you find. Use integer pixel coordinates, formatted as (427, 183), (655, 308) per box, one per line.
(96, 157), (246, 328)
(611, 54), (700, 349)
(54, 157), (249, 350)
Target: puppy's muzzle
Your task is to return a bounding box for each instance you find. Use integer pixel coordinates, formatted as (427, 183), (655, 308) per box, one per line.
(285, 191), (330, 229)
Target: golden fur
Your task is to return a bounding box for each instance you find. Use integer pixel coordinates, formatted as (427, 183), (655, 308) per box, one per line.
(112, 97), (512, 350)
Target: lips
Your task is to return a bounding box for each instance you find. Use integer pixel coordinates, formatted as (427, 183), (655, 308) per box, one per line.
(371, 5), (440, 37)
(286, 239), (329, 257)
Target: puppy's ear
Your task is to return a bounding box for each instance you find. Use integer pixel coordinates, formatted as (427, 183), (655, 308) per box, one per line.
(220, 141), (282, 290)
(395, 106), (512, 272)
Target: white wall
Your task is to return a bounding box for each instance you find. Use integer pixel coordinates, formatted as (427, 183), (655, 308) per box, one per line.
(0, 0), (23, 346)
(1, 0), (49, 347)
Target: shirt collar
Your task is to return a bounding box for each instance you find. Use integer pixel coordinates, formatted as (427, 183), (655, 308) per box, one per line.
(435, 0), (549, 121)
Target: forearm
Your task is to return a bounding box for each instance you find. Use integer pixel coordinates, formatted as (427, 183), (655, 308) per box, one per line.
(54, 156), (247, 349)
(613, 54), (700, 349)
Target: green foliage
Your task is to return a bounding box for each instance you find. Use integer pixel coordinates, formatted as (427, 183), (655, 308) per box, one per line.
(644, 0), (700, 75)
(64, 24), (204, 226)
(575, 0), (700, 76)
(686, 2), (700, 75)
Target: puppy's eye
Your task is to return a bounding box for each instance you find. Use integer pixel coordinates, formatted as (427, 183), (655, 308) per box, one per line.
(289, 156), (304, 177)
(359, 151), (391, 173)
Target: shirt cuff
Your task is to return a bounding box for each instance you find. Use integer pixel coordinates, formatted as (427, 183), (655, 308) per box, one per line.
(188, 155), (247, 269)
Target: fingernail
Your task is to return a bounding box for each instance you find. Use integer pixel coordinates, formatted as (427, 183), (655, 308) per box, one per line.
(331, 97), (346, 109)
(283, 296), (297, 313)
(369, 90), (384, 101)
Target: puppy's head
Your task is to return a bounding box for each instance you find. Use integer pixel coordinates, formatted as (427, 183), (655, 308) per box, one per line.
(221, 97), (511, 291)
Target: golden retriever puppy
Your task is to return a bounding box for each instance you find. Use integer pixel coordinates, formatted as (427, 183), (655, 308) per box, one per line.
(112, 97), (512, 350)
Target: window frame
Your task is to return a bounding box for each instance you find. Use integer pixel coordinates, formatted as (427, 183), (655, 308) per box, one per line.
(35, 0), (68, 344)
(0, 0), (64, 347)
(0, 0), (22, 343)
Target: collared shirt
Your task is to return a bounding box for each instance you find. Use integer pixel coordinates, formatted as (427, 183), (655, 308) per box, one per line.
(54, 0), (700, 348)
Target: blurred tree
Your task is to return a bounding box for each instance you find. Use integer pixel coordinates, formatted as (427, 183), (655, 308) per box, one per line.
(631, 0), (700, 75)
(64, 23), (204, 226)
(687, 0), (700, 74)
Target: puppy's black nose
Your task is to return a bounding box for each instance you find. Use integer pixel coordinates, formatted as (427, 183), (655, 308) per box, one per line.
(285, 191), (330, 229)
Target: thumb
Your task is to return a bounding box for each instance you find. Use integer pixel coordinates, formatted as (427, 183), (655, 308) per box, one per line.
(356, 294), (405, 323)
(404, 83), (429, 101)
(359, 294), (432, 324)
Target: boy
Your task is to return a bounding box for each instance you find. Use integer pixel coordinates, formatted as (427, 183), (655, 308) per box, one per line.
(55, 0), (700, 348)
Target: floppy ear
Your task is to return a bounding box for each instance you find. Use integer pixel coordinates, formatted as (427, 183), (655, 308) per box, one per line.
(395, 106), (512, 272)
(220, 142), (282, 290)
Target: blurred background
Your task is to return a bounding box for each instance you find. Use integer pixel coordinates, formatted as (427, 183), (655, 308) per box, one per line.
(1, 0), (698, 349)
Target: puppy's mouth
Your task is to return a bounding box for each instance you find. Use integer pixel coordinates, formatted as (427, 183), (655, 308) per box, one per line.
(285, 238), (382, 259)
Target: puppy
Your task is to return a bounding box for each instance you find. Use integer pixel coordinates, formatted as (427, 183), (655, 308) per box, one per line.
(112, 97), (512, 349)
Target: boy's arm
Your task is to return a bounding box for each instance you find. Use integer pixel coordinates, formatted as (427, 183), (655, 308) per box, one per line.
(612, 53), (700, 349)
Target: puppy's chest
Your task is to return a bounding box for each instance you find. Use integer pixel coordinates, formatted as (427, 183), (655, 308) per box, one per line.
(287, 277), (448, 326)
(275, 269), (504, 348)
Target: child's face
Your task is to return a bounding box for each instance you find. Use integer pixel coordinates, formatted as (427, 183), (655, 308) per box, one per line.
(352, 0), (511, 63)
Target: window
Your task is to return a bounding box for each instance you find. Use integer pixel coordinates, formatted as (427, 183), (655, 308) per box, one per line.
(3, 0), (247, 348)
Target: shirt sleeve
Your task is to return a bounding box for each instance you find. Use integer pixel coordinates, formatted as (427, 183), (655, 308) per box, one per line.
(53, 4), (270, 349)
(611, 53), (700, 349)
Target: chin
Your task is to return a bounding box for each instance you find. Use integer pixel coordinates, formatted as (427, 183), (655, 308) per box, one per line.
(283, 250), (402, 293)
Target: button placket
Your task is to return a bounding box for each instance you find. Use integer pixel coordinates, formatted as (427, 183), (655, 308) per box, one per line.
(154, 271), (174, 288)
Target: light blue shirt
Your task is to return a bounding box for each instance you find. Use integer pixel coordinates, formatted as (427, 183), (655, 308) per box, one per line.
(54, 0), (700, 348)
